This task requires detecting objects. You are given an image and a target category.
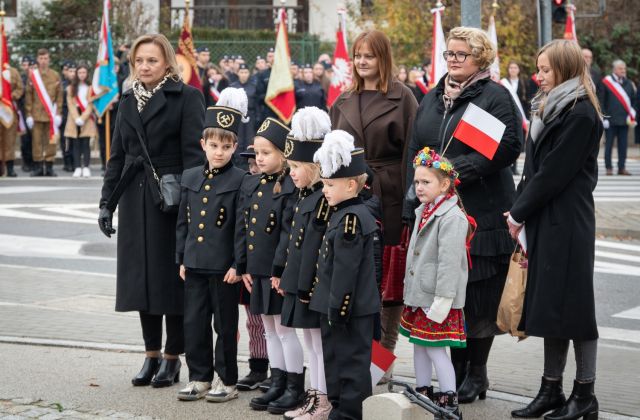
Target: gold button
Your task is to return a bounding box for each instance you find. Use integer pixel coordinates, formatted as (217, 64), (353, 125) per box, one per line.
(266, 227), (271, 232)
(202, 197), (208, 204)
(261, 179), (267, 184)
(345, 295), (350, 300)
(251, 217), (257, 224)
(198, 223), (204, 229)
(342, 306), (347, 310)
(300, 228), (304, 233)
(217, 221), (222, 226)
(220, 208), (225, 213)
(200, 210), (206, 216)
(204, 185), (211, 191)
(219, 215), (224, 220)
(197, 236), (204, 242)
(295, 242), (300, 247)
(250, 231), (255, 237)
(253, 204), (259, 210)
(295, 207), (299, 212)
(298, 236), (302, 241)
(208, 174), (213, 179)
(309, 292), (313, 297)
(289, 234), (292, 240)
(340, 311), (346, 316)
(270, 221), (275, 226)
(249, 244), (254, 250)
(258, 191), (263, 197)
(292, 221), (295, 227)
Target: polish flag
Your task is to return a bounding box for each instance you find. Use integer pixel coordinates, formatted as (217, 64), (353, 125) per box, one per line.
(327, 10), (351, 108)
(370, 340), (396, 388)
(487, 14), (500, 79)
(415, 77), (429, 94)
(429, 4), (447, 88)
(452, 103), (506, 160)
(265, 8), (296, 124)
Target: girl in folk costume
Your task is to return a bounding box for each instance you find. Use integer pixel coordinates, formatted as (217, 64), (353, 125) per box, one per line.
(234, 117), (304, 415)
(278, 107), (332, 420)
(64, 64), (97, 177)
(401, 147), (471, 419)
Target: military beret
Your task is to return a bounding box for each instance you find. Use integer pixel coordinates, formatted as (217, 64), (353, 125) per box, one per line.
(196, 46), (209, 53)
(238, 63), (249, 70)
(256, 118), (289, 152)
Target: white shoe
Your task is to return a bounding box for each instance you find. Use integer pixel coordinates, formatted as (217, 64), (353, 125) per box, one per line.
(177, 381), (211, 401)
(72, 168), (82, 177)
(82, 167), (91, 177)
(205, 377), (239, 403)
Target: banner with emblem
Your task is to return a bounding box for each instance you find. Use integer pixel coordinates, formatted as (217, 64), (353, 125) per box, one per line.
(89, 0), (118, 118)
(175, 1), (202, 90)
(265, 8), (296, 124)
(0, 19), (13, 128)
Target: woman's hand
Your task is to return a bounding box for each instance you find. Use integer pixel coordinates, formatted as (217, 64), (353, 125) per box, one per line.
(504, 211), (523, 240)
(271, 277), (285, 296)
(224, 267), (238, 283)
(242, 273), (253, 293)
(179, 264), (186, 281)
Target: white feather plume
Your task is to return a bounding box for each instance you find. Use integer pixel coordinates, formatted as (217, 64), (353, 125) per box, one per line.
(313, 129), (354, 177)
(216, 87), (250, 123)
(290, 106), (331, 141)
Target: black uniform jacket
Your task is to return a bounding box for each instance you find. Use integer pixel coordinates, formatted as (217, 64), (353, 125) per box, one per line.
(309, 197), (381, 324)
(235, 173), (297, 277)
(279, 186), (332, 297)
(176, 162), (248, 273)
(294, 80), (327, 111)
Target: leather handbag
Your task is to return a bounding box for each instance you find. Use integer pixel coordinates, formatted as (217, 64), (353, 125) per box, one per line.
(380, 225), (410, 302)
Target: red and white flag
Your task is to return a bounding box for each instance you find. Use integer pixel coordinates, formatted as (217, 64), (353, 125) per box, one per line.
(209, 84), (220, 103)
(175, 2), (202, 90)
(0, 20), (14, 128)
(563, 3), (577, 42)
(370, 340), (396, 388)
(602, 75), (637, 126)
(452, 103), (506, 160)
(327, 10), (351, 108)
(487, 15), (500, 80)
(265, 8), (296, 124)
(415, 77), (429, 94)
(430, 4), (447, 88)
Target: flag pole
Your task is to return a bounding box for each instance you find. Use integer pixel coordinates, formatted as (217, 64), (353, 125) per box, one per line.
(492, 0), (499, 16)
(105, 106), (110, 163)
(0, 1), (5, 171)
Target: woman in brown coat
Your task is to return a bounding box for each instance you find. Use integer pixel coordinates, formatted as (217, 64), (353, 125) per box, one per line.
(64, 64), (97, 177)
(329, 29), (418, 381)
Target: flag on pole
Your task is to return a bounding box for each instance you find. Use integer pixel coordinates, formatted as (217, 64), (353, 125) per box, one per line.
(430, 4), (447, 88)
(265, 8), (296, 124)
(452, 103), (506, 160)
(327, 10), (351, 108)
(487, 14), (500, 79)
(563, 3), (577, 42)
(89, 0), (118, 118)
(0, 19), (14, 128)
(175, 4), (202, 90)
(370, 340), (396, 388)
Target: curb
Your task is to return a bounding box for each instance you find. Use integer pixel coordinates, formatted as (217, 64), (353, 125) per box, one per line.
(597, 227), (640, 240)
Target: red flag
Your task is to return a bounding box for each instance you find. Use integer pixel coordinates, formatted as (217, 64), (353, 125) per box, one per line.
(175, 6), (202, 90)
(265, 9), (296, 124)
(452, 103), (506, 160)
(327, 11), (351, 108)
(563, 3), (577, 42)
(0, 20), (14, 128)
(370, 340), (396, 387)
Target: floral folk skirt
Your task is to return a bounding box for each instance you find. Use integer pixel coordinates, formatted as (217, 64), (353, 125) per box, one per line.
(400, 306), (467, 348)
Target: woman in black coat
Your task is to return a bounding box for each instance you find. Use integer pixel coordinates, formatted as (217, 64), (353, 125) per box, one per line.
(508, 40), (602, 420)
(98, 34), (204, 388)
(403, 27), (522, 402)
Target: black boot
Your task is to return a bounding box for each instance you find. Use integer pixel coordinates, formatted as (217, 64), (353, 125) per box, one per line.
(258, 374), (272, 392)
(31, 162), (44, 177)
(150, 358), (181, 388)
(131, 357), (161, 386)
(250, 367), (287, 410)
(5, 161), (17, 177)
(237, 357), (268, 391)
(458, 365), (489, 404)
(544, 380), (598, 420)
(44, 161), (57, 177)
(416, 385), (434, 401)
(434, 391), (462, 420)
(63, 155), (74, 172)
(267, 369), (306, 414)
(511, 377), (566, 418)
(453, 361), (469, 390)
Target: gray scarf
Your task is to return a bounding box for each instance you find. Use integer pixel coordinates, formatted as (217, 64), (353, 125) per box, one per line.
(132, 75), (170, 113)
(529, 77), (587, 142)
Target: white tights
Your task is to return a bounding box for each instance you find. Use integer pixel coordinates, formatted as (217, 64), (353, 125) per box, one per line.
(413, 344), (456, 392)
(303, 328), (326, 393)
(261, 314), (304, 374)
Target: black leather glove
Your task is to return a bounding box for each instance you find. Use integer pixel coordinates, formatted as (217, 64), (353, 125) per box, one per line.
(98, 207), (116, 238)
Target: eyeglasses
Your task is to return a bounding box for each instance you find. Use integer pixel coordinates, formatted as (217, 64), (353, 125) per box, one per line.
(442, 51), (472, 63)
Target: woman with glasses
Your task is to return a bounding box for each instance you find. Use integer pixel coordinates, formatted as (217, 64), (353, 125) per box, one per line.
(403, 26), (522, 403)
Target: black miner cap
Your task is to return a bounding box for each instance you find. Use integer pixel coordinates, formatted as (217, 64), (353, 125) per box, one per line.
(204, 106), (242, 135)
(256, 118), (289, 152)
(329, 148), (367, 179)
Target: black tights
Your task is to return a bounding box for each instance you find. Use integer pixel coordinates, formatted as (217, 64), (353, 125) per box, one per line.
(451, 336), (495, 367)
(139, 312), (184, 355)
(72, 137), (91, 168)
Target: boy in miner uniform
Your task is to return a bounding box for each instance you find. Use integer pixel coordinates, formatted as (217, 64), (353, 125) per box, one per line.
(175, 87), (249, 403)
(25, 48), (63, 177)
(309, 130), (381, 420)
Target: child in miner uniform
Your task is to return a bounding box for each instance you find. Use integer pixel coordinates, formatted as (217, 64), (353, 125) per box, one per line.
(175, 87), (249, 403)
(234, 118), (305, 415)
(309, 130), (381, 420)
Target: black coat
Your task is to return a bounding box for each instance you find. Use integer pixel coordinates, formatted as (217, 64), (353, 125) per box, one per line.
(202, 78), (229, 108)
(100, 79), (205, 314)
(511, 98), (602, 341)
(599, 74), (637, 126)
(404, 76), (522, 282)
(294, 80), (327, 111)
(230, 79), (258, 151)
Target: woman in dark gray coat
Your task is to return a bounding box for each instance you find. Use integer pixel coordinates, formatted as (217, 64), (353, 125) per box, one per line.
(98, 34), (204, 388)
(508, 40), (602, 420)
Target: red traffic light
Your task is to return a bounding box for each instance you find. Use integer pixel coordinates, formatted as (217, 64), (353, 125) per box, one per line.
(553, 0), (565, 5)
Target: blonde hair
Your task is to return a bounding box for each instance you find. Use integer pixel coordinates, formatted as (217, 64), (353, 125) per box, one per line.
(128, 34), (181, 83)
(349, 173), (369, 193)
(536, 40), (602, 117)
(446, 27), (496, 70)
(349, 30), (395, 94)
(288, 161), (321, 187)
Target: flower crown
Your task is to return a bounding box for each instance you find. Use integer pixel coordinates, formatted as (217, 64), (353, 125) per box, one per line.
(413, 147), (460, 182)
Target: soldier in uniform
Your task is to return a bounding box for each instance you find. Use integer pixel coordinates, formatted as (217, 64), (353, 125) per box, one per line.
(196, 46), (210, 83)
(60, 61), (76, 172)
(25, 48), (63, 177)
(18, 56), (34, 173)
(230, 63), (257, 163)
(176, 88), (249, 403)
(310, 130), (381, 420)
(295, 64), (327, 111)
(0, 64), (24, 177)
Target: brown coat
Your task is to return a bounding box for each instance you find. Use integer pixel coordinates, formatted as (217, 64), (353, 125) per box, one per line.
(25, 68), (63, 122)
(329, 81), (418, 245)
(9, 67), (23, 103)
(64, 84), (97, 138)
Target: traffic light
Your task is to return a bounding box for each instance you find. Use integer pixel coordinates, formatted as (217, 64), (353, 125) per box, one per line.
(552, 0), (567, 23)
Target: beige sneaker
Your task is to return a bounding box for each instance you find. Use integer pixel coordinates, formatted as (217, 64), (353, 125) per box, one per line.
(177, 381), (211, 401)
(295, 392), (332, 419)
(284, 389), (318, 419)
(205, 377), (239, 403)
